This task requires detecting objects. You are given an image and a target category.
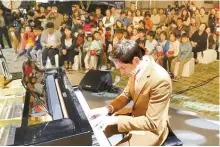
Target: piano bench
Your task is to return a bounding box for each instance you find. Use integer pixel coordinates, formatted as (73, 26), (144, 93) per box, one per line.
(162, 128), (183, 146)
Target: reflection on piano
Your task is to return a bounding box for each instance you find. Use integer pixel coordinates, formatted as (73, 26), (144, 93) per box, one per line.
(11, 59), (110, 146)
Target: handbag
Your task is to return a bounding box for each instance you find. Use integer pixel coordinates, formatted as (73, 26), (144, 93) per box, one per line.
(90, 50), (96, 56)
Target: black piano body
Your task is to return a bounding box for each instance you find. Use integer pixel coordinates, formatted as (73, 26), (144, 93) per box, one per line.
(13, 67), (93, 146)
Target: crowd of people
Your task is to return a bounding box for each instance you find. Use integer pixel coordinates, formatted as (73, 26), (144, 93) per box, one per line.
(0, 2), (219, 81)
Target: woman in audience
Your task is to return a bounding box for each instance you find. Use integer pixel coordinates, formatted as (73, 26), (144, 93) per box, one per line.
(127, 10), (133, 26)
(131, 28), (139, 40)
(115, 20), (125, 30)
(102, 9), (114, 34)
(133, 9), (144, 28)
(171, 34), (192, 81)
(97, 20), (105, 33)
(165, 8), (177, 25)
(181, 8), (191, 26)
(127, 25), (133, 39)
(189, 17), (198, 38)
(60, 26), (77, 70)
(206, 27), (216, 49)
(190, 23), (208, 64)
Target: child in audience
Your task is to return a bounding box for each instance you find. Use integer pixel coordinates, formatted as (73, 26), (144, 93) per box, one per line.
(84, 34), (94, 73)
(155, 26), (162, 41)
(171, 33), (192, 81)
(157, 31), (169, 67)
(30, 27), (43, 63)
(145, 31), (157, 56)
(105, 28), (113, 70)
(89, 31), (101, 70)
(164, 33), (180, 72)
(8, 26), (20, 54)
(131, 28), (139, 40)
(113, 29), (125, 46)
(136, 29), (146, 55)
(15, 26), (35, 61)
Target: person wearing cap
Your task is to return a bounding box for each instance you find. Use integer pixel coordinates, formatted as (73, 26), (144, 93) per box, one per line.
(89, 40), (171, 146)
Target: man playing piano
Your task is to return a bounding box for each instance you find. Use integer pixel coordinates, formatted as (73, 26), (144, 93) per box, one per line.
(89, 40), (172, 146)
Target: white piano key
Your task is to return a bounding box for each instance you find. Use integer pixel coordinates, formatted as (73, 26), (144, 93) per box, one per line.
(74, 89), (111, 146)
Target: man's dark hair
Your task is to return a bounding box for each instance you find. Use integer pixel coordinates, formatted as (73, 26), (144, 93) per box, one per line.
(27, 11), (35, 17)
(46, 22), (54, 28)
(87, 34), (94, 40)
(34, 26), (44, 31)
(94, 31), (100, 35)
(90, 24), (96, 29)
(96, 7), (101, 10)
(139, 20), (145, 25)
(115, 28), (124, 34)
(78, 26), (83, 30)
(120, 10), (126, 15)
(106, 27), (111, 32)
(181, 33), (188, 38)
(177, 17), (183, 22)
(138, 28), (146, 34)
(147, 31), (155, 37)
(110, 40), (143, 64)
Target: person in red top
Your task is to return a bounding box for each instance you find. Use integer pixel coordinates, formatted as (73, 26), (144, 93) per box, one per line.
(144, 13), (153, 31)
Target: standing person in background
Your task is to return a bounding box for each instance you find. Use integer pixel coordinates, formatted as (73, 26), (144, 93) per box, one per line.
(102, 9), (114, 34)
(181, 8), (191, 26)
(46, 5), (63, 30)
(133, 9), (144, 29)
(111, 7), (120, 23)
(199, 7), (208, 25)
(165, 8), (177, 26)
(95, 7), (103, 21)
(0, 8), (12, 49)
(190, 23), (208, 64)
(130, 2), (136, 13)
(118, 10), (129, 27)
(159, 8), (166, 26)
(127, 10), (133, 26)
(208, 8), (216, 33)
(151, 8), (160, 31)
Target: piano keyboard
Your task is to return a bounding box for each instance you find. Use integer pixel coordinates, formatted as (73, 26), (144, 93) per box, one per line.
(74, 88), (111, 146)
(0, 125), (19, 146)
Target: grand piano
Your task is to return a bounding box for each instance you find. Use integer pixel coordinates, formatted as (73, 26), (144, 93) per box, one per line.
(10, 60), (111, 146)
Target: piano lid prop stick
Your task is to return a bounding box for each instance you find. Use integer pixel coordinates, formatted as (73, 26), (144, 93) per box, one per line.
(55, 79), (69, 118)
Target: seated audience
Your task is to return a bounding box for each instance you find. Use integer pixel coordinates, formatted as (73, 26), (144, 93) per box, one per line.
(171, 34), (192, 81)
